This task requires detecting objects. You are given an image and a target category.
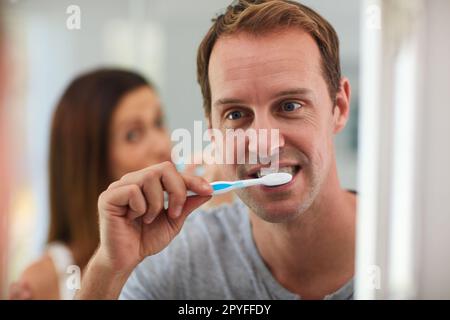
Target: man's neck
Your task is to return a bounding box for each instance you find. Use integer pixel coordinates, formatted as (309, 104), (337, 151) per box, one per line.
(249, 167), (356, 299)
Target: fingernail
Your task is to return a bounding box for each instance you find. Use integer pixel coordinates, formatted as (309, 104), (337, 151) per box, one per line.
(173, 205), (183, 218)
(144, 216), (153, 224)
(202, 183), (212, 192)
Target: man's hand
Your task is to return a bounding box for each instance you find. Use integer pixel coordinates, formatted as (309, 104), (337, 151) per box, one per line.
(76, 161), (212, 299)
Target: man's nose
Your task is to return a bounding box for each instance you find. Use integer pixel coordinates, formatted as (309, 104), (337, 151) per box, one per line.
(247, 113), (285, 160)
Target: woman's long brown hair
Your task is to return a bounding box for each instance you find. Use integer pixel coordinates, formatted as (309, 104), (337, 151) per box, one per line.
(48, 69), (150, 269)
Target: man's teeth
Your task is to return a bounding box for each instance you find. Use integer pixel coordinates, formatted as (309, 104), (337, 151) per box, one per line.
(256, 166), (299, 178)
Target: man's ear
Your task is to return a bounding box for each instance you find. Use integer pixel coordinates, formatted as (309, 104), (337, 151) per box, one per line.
(333, 77), (351, 134)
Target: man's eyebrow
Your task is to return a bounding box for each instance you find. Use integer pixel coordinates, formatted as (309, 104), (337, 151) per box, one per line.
(213, 98), (246, 108)
(272, 88), (315, 99)
(213, 88), (315, 108)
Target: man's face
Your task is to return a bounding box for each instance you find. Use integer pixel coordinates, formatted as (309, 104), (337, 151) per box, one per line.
(208, 29), (346, 222)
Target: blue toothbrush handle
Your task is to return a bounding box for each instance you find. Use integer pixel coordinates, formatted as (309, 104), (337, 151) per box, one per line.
(164, 190), (197, 202)
(186, 190), (198, 197)
(164, 181), (244, 201)
(184, 181), (242, 196)
(210, 181), (244, 195)
(183, 183), (237, 197)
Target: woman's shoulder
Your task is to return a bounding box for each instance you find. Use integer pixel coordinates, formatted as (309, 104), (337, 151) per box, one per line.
(17, 253), (60, 299)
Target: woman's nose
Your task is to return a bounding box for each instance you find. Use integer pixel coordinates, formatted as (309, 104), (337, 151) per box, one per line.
(149, 130), (172, 163)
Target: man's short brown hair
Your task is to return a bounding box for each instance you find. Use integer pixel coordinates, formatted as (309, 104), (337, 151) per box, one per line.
(197, 0), (342, 117)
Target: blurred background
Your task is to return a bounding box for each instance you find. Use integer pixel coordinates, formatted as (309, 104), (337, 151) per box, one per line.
(0, 0), (360, 296)
(4, 0), (449, 300)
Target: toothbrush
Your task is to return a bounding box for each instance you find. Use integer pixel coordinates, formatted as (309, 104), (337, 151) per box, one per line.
(164, 172), (292, 201)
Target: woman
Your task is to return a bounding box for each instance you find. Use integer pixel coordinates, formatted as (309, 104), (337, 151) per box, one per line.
(9, 69), (172, 299)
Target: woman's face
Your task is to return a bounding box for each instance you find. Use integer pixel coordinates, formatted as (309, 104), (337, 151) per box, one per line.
(109, 86), (172, 180)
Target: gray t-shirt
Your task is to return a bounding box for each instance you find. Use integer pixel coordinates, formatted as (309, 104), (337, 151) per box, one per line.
(119, 199), (354, 300)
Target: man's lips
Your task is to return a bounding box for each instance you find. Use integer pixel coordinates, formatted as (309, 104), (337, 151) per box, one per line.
(260, 166), (302, 192)
(245, 163), (302, 179)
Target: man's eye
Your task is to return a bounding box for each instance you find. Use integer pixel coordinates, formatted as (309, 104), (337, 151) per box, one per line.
(281, 102), (302, 112)
(226, 110), (245, 120)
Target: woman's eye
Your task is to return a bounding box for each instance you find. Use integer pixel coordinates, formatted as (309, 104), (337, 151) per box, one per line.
(226, 110), (245, 120)
(281, 102), (302, 112)
(126, 130), (140, 142)
(154, 117), (164, 129)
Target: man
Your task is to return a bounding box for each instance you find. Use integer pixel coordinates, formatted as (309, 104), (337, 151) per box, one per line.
(77, 0), (356, 300)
